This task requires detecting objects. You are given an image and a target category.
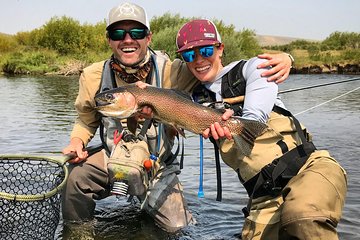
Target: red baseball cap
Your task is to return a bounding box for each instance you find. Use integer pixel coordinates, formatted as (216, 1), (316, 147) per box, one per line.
(176, 19), (222, 53)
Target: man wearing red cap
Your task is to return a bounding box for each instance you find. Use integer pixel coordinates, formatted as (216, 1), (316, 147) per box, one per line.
(61, 2), (294, 237)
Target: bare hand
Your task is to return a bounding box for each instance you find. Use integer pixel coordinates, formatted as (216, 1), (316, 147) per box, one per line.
(202, 109), (233, 140)
(135, 105), (154, 120)
(135, 81), (149, 89)
(132, 81), (154, 120)
(62, 138), (88, 164)
(257, 53), (292, 83)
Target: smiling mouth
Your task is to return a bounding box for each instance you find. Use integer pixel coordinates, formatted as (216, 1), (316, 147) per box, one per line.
(196, 65), (211, 72)
(121, 47), (137, 53)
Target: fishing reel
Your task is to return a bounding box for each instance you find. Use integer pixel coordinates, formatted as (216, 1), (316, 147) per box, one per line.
(111, 180), (129, 197)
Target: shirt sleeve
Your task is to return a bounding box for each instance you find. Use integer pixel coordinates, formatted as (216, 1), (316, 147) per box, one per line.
(70, 62), (103, 146)
(241, 57), (278, 123)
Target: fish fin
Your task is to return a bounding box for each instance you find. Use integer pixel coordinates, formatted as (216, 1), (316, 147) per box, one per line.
(233, 118), (267, 156)
(233, 135), (253, 157)
(176, 127), (186, 138)
(159, 121), (186, 138)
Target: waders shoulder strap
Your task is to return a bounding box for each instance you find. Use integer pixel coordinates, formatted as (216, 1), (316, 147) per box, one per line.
(98, 60), (117, 156)
(100, 59), (116, 92)
(221, 60), (247, 116)
(137, 119), (153, 141)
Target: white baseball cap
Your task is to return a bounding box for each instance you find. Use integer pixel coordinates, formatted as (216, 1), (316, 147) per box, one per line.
(106, 2), (150, 30)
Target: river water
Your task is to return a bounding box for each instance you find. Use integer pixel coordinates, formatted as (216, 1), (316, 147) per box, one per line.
(0, 74), (359, 239)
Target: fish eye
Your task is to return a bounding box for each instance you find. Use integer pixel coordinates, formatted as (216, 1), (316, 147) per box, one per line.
(105, 93), (114, 100)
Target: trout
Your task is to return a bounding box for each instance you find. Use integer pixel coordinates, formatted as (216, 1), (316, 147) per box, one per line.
(95, 84), (267, 155)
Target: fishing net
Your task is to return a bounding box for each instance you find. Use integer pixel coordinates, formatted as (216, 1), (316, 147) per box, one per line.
(0, 155), (68, 240)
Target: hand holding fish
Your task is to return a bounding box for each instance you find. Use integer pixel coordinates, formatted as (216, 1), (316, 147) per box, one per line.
(203, 109), (233, 140)
(133, 81), (154, 120)
(135, 81), (149, 89)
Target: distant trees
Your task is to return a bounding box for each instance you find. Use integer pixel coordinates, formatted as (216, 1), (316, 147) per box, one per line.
(322, 31), (360, 50)
(269, 31), (360, 52)
(34, 16), (109, 56)
(149, 14), (262, 65)
(266, 31), (360, 65)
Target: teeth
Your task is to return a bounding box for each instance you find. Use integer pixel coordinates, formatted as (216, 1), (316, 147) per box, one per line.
(196, 66), (210, 72)
(122, 47), (136, 52)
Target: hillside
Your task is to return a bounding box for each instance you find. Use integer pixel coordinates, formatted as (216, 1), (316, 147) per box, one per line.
(256, 34), (319, 46)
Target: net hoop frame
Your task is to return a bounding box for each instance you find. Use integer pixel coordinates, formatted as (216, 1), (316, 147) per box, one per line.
(0, 155), (68, 202)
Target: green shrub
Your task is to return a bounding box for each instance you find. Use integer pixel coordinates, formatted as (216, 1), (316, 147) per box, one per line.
(2, 50), (59, 74)
(37, 16), (83, 55)
(341, 49), (360, 61)
(0, 33), (18, 53)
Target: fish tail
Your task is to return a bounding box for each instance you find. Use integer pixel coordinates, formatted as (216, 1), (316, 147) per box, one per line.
(233, 118), (267, 156)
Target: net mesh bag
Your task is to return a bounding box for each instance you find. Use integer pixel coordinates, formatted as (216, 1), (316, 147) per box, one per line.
(0, 155), (68, 240)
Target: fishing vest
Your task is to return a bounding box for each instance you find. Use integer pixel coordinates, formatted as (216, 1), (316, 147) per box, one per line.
(97, 50), (171, 160)
(192, 60), (246, 116)
(193, 60), (316, 210)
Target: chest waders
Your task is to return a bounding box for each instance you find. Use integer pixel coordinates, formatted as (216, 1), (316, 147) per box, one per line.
(96, 51), (181, 198)
(192, 61), (316, 217)
(241, 106), (316, 217)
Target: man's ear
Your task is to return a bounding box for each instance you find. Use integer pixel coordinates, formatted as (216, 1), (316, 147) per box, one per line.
(146, 32), (152, 44)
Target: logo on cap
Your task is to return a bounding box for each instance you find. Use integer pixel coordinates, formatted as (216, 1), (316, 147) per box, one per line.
(118, 3), (136, 17)
(204, 33), (216, 38)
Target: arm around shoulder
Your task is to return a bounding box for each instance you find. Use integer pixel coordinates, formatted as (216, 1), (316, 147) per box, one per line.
(241, 57), (278, 123)
(257, 52), (293, 83)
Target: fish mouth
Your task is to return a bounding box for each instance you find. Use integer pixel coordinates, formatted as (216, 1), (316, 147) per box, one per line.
(95, 92), (117, 106)
(96, 98), (112, 107)
(94, 90), (138, 119)
(95, 103), (137, 119)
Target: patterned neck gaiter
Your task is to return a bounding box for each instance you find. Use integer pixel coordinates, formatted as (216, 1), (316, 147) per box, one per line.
(110, 50), (152, 83)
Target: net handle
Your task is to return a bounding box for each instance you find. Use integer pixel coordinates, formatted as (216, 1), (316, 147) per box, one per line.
(61, 144), (104, 164)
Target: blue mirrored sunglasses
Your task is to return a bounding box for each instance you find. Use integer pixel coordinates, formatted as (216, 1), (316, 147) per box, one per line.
(107, 28), (149, 41)
(181, 45), (216, 63)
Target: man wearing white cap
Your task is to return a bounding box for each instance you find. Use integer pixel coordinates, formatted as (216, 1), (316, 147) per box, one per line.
(61, 2), (293, 236)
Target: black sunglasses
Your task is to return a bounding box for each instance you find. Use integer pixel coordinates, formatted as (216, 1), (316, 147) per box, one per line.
(107, 28), (149, 41)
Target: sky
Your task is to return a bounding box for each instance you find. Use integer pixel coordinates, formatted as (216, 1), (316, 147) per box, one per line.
(1, 0), (359, 40)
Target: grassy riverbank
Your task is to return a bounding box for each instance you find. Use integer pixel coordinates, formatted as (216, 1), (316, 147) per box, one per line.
(1, 47), (358, 76)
